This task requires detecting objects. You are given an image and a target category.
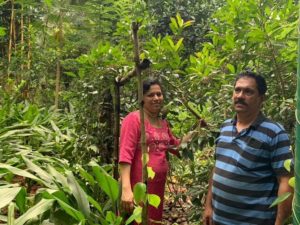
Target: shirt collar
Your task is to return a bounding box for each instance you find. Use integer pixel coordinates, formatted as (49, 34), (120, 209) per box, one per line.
(231, 112), (266, 129)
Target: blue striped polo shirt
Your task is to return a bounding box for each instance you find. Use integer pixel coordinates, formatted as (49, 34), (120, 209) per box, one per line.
(212, 113), (293, 225)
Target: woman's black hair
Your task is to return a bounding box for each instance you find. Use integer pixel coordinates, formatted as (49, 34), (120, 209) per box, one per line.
(234, 71), (267, 95)
(143, 78), (162, 95)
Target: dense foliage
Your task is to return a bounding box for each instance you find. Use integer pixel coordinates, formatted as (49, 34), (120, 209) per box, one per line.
(0, 0), (298, 224)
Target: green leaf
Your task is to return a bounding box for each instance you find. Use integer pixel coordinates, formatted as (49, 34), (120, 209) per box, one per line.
(227, 64), (235, 73)
(125, 206), (142, 225)
(0, 187), (22, 209)
(166, 37), (175, 50)
(170, 17), (178, 31)
(284, 159), (291, 172)
(41, 220), (55, 225)
(270, 192), (291, 208)
(289, 177), (295, 188)
(183, 20), (194, 28)
(187, 102), (201, 118)
(175, 38), (184, 52)
(247, 29), (265, 42)
(54, 197), (85, 222)
(106, 211), (122, 224)
(66, 171), (90, 218)
(0, 215), (7, 222)
(22, 156), (54, 187)
(89, 161), (119, 202)
(14, 199), (55, 225)
(133, 182), (146, 205)
(77, 165), (95, 186)
(64, 72), (77, 77)
(87, 195), (102, 213)
(15, 187), (27, 214)
(8, 202), (15, 225)
(44, 0), (52, 7)
(0, 27), (6, 37)
(147, 194), (160, 208)
(225, 33), (235, 49)
(147, 167), (155, 180)
(47, 165), (68, 188)
(176, 13), (184, 28)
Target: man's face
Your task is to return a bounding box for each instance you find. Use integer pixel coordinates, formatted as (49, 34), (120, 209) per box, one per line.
(232, 77), (264, 114)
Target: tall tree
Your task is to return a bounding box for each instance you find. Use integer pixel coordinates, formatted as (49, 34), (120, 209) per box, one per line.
(294, 2), (300, 223)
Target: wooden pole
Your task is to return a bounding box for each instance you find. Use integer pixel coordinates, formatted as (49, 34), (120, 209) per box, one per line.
(113, 81), (120, 180)
(132, 21), (148, 225)
(8, 0), (15, 65)
(294, 3), (300, 224)
(55, 9), (63, 109)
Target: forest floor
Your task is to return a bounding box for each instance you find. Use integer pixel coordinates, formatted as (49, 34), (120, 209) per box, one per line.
(162, 183), (192, 225)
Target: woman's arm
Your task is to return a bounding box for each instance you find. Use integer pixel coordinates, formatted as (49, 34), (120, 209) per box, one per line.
(119, 112), (140, 213)
(120, 163), (134, 213)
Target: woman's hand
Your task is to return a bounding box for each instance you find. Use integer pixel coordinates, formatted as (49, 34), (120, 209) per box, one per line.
(181, 130), (198, 144)
(119, 163), (134, 213)
(121, 186), (134, 213)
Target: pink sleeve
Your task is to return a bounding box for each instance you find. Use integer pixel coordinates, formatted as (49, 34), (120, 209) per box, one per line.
(119, 112), (140, 164)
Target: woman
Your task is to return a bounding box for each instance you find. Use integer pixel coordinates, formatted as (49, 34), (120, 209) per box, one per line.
(119, 78), (190, 224)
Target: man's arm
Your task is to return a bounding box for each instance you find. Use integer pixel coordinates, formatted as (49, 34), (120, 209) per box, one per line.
(202, 168), (215, 225)
(275, 176), (293, 225)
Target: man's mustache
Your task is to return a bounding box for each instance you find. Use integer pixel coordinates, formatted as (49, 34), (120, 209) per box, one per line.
(234, 99), (247, 106)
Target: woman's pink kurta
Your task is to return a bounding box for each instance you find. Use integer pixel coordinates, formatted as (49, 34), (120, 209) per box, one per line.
(119, 111), (180, 224)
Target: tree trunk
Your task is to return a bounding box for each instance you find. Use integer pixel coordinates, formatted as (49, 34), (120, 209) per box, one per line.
(55, 60), (61, 108)
(132, 21), (148, 225)
(55, 10), (63, 109)
(8, 0), (15, 66)
(20, 4), (24, 76)
(113, 81), (120, 180)
(294, 5), (300, 224)
(27, 16), (31, 70)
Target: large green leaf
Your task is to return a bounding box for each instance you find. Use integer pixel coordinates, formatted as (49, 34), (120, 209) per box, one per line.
(0, 27), (6, 37)
(47, 165), (68, 188)
(133, 182), (146, 205)
(77, 165), (95, 186)
(269, 192), (292, 208)
(0, 164), (39, 181)
(15, 187), (27, 214)
(125, 206), (142, 225)
(14, 199), (55, 225)
(147, 167), (155, 180)
(89, 161), (119, 202)
(87, 195), (102, 213)
(105, 211), (122, 225)
(54, 197), (85, 222)
(0, 215), (7, 222)
(66, 171), (90, 218)
(284, 159), (292, 172)
(147, 194), (160, 208)
(0, 187), (22, 209)
(0, 128), (33, 139)
(22, 156), (54, 187)
(7, 202), (15, 225)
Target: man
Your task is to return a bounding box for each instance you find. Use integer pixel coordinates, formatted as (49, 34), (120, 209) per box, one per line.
(203, 71), (293, 225)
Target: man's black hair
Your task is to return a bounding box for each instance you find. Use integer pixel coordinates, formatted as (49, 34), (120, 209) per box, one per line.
(234, 71), (267, 95)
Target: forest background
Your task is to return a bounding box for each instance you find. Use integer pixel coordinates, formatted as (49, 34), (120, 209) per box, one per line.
(0, 0), (298, 224)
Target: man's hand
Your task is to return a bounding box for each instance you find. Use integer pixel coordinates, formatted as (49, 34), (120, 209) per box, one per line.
(275, 176), (293, 225)
(202, 205), (213, 225)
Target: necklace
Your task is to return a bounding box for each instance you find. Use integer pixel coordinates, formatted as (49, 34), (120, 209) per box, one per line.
(144, 111), (161, 127)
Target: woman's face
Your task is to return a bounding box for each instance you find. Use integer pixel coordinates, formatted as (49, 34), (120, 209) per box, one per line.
(143, 84), (164, 114)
